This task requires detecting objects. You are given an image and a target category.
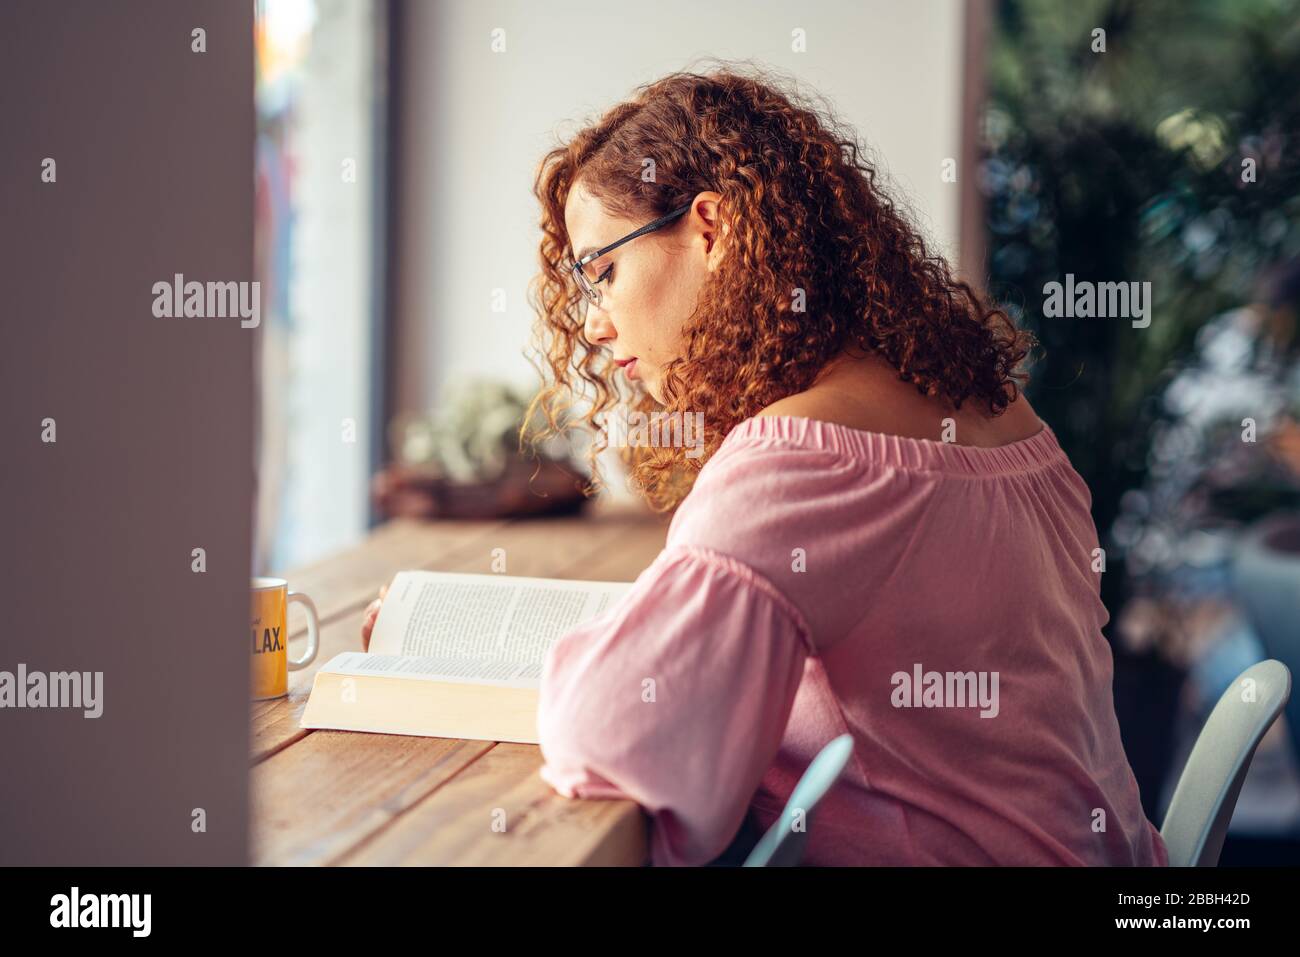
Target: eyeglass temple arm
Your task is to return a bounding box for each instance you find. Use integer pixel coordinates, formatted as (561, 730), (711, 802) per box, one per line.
(567, 201), (695, 268)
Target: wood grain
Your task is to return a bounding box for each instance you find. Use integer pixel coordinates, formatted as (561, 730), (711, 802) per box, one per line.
(251, 511), (668, 866)
(252, 730), (495, 866)
(280, 517), (511, 625)
(335, 743), (648, 866)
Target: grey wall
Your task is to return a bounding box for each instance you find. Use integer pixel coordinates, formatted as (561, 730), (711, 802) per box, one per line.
(390, 0), (969, 418)
(0, 0), (253, 865)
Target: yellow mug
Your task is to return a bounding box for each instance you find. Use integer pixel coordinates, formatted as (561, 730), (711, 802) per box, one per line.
(250, 577), (320, 700)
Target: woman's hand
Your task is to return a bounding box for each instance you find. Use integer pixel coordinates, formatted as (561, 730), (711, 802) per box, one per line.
(360, 584), (388, 651)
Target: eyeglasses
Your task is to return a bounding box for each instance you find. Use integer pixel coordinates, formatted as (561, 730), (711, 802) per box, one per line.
(568, 201), (693, 306)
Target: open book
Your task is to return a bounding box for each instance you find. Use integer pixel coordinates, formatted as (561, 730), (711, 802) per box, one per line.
(299, 570), (632, 744)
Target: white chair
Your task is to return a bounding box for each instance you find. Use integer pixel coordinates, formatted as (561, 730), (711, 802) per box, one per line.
(743, 733), (854, 867)
(1160, 659), (1292, 866)
(1234, 515), (1300, 767)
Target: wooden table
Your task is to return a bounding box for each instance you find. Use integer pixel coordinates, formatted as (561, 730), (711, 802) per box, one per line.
(251, 504), (670, 865)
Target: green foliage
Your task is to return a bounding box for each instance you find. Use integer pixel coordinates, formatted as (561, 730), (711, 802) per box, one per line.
(390, 378), (577, 482)
(983, 0), (1300, 619)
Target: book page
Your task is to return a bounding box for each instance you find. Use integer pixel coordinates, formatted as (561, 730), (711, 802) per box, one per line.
(318, 650), (545, 689)
(367, 570), (632, 683)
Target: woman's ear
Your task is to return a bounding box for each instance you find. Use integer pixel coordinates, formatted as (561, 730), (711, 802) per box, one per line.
(689, 191), (727, 270)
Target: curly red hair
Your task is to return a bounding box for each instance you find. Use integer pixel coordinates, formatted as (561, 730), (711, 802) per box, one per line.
(523, 62), (1035, 513)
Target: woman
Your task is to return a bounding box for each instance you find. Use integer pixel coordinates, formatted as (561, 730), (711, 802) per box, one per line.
(364, 66), (1167, 867)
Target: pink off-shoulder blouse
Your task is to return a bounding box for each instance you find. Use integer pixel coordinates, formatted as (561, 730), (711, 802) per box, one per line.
(536, 414), (1169, 867)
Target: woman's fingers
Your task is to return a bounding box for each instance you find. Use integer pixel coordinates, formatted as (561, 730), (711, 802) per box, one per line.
(361, 598), (382, 650)
(360, 586), (389, 651)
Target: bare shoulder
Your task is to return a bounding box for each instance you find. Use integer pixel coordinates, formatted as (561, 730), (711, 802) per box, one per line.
(755, 352), (919, 432)
(755, 360), (1042, 447)
(754, 386), (916, 439)
(754, 390), (848, 421)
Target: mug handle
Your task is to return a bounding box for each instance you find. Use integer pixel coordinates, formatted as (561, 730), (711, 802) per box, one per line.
(286, 591), (320, 670)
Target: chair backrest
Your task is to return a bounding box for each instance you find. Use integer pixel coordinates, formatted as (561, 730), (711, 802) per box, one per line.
(743, 733), (854, 867)
(1233, 517), (1300, 768)
(1160, 659), (1291, 867)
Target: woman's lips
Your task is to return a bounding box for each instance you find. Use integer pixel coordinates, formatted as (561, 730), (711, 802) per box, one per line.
(615, 358), (638, 380)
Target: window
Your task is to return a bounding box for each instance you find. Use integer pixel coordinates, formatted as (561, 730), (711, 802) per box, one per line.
(252, 0), (388, 571)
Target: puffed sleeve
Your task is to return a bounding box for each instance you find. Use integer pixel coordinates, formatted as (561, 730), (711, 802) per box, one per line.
(536, 543), (813, 866)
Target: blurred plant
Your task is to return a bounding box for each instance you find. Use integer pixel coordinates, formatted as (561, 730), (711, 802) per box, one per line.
(983, 0), (1300, 634)
(1110, 303), (1300, 623)
(389, 377), (580, 483)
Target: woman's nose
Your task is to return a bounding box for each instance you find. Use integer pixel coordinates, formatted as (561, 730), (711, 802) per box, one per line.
(583, 306), (616, 347)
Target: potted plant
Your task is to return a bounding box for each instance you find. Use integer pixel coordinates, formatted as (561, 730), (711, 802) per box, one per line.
(371, 378), (589, 519)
